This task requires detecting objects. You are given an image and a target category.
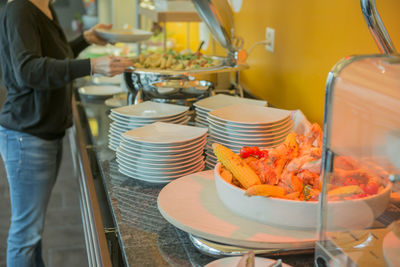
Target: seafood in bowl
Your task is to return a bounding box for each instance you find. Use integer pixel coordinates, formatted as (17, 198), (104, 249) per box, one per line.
(212, 123), (391, 229)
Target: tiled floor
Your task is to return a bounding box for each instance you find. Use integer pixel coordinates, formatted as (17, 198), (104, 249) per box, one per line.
(0, 136), (88, 266)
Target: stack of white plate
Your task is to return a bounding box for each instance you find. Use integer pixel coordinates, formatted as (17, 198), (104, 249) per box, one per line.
(205, 104), (293, 169)
(116, 122), (208, 183)
(108, 101), (190, 151)
(193, 94), (268, 128)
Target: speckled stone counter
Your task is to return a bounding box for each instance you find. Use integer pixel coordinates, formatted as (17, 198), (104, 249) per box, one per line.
(76, 93), (315, 266)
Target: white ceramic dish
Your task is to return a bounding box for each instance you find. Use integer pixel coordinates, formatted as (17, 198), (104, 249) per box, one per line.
(110, 114), (189, 126)
(109, 123), (136, 133)
(108, 143), (118, 151)
(118, 167), (174, 183)
(78, 85), (122, 97)
(195, 115), (209, 124)
(194, 109), (210, 119)
(117, 157), (205, 175)
(108, 134), (122, 145)
(119, 138), (206, 155)
(194, 122), (208, 128)
(109, 117), (190, 137)
(209, 128), (289, 143)
(111, 101), (188, 119)
(110, 110), (188, 123)
(122, 122), (208, 145)
(214, 163), (392, 230)
(207, 116), (293, 132)
(119, 141), (205, 158)
(121, 136), (207, 151)
(207, 136), (285, 149)
(117, 146), (203, 163)
(110, 114), (188, 127)
(205, 256), (291, 267)
(208, 104), (291, 126)
(105, 97), (127, 108)
(157, 170), (316, 249)
(117, 149), (204, 168)
(118, 161), (205, 179)
(92, 74), (122, 85)
(209, 122), (293, 138)
(194, 94), (267, 112)
(120, 129), (207, 148)
(94, 28), (153, 43)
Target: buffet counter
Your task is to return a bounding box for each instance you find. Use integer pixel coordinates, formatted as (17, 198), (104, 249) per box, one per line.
(69, 87), (315, 266)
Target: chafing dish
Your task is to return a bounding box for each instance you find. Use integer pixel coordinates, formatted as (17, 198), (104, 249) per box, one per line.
(124, 0), (247, 105)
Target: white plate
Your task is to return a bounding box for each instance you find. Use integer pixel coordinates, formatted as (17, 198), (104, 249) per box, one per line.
(209, 127), (290, 143)
(117, 146), (203, 163)
(109, 123), (137, 133)
(120, 129), (206, 148)
(209, 104), (291, 126)
(117, 149), (204, 168)
(109, 117), (190, 136)
(195, 116), (208, 124)
(119, 161), (205, 179)
(194, 110), (209, 119)
(117, 157), (205, 175)
(122, 122), (208, 145)
(208, 135), (285, 147)
(208, 116), (293, 132)
(94, 28), (153, 43)
(194, 94), (267, 112)
(194, 122), (208, 128)
(119, 138), (206, 155)
(109, 113), (189, 125)
(110, 110), (188, 123)
(119, 141), (205, 158)
(78, 85), (122, 97)
(92, 74), (122, 85)
(118, 167), (174, 183)
(112, 101), (189, 119)
(157, 170), (316, 249)
(205, 256), (291, 267)
(110, 114), (190, 127)
(105, 97), (127, 108)
(209, 122), (293, 138)
(121, 134), (206, 151)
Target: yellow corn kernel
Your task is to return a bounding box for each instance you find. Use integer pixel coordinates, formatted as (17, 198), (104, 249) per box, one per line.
(245, 184), (286, 198)
(328, 185), (363, 197)
(213, 143), (261, 189)
(220, 166), (233, 184)
(284, 132), (298, 149)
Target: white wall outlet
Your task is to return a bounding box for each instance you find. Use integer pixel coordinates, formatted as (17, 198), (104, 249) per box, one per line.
(265, 27), (275, 52)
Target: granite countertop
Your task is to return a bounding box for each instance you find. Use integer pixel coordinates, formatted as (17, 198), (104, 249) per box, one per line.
(76, 92), (315, 266)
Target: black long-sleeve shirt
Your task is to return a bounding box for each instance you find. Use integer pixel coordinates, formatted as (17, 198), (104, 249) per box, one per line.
(0, 0), (91, 139)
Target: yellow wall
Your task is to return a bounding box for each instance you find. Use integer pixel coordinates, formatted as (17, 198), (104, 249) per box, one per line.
(165, 22), (201, 52)
(231, 0), (400, 124)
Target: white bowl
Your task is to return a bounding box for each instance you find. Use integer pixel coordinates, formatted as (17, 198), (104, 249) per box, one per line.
(214, 163), (391, 230)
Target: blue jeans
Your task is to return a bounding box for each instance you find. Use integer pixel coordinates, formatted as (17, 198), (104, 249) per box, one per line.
(0, 126), (63, 267)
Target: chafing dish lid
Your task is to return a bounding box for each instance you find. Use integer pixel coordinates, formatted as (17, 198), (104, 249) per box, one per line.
(191, 0), (234, 53)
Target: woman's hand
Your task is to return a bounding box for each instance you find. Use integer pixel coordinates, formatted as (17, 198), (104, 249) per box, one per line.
(83, 24), (112, 46)
(91, 55), (134, 77)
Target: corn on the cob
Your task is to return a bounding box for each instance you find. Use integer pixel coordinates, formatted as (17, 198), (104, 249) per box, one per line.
(220, 166), (233, 184)
(328, 185), (363, 197)
(213, 143), (261, 189)
(245, 184), (286, 198)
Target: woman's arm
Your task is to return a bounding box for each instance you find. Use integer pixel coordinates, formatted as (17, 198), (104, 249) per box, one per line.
(69, 24), (112, 58)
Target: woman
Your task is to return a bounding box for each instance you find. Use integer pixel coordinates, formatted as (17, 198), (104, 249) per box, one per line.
(0, 0), (133, 266)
